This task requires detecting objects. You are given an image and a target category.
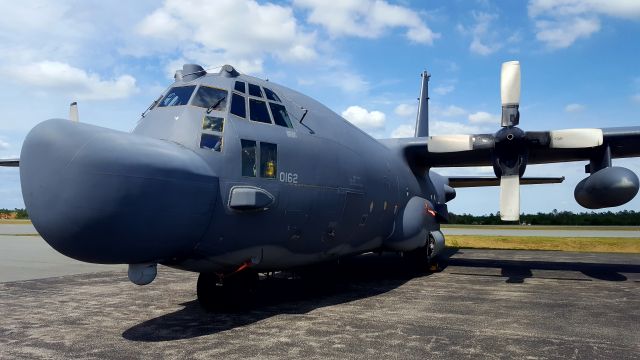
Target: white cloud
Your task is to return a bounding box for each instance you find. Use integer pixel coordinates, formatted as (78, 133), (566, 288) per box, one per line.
(438, 105), (467, 117)
(294, 0), (439, 44)
(341, 106), (386, 129)
(8, 61), (137, 100)
(434, 84), (455, 95)
(528, 0), (640, 19)
(390, 124), (415, 138)
(565, 103), (585, 112)
(528, 0), (640, 49)
(460, 12), (502, 56)
(394, 103), (417, 118)
(137, 0), (317, 74)
(534, 17), (600, 49)
(468, 111), (500, 124)
(0, 140), (9, 150)
(431, 121), (481, 135)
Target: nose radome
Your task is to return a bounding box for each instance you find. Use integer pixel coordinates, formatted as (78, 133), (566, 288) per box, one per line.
(20, 119), (218, 264)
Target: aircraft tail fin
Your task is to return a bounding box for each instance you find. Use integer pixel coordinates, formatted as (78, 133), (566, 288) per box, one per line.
(414, 70), (430, 137)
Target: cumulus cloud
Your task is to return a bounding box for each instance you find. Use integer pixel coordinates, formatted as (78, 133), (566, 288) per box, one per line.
(294, 0), (439, 44)
(434, 84), (455, 95)
(468, 111), (500, 124)
(438, 105), (467, 117)
(528, 0), (640, 49)
(136, 0), (317, 74)
(390, 124), (415, 138)
(342, 106), (386, 129)
(565, 103), (585, 112)
(394, 103), (417, 118)
(431, 121), (481, 135)
(534, 17), (600, 49)
(459, 12), (501, 56)
(9, 61), (137, 100)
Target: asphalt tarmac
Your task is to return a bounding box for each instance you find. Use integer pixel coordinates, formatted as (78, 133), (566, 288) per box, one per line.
(1, 248), (638, 359)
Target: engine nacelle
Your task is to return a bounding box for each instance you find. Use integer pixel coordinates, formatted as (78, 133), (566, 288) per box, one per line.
(574, 167), (639, 209)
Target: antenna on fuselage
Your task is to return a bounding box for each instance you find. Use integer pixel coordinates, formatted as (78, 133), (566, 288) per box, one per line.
(69, 102), (79, 122)
(414, 70), (430, 137)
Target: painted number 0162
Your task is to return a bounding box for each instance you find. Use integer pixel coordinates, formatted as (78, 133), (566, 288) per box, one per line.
(279, 172), (298, 184)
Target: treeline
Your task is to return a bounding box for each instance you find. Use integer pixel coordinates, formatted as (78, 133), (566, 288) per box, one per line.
(449, 210), (640, 226)
(0, 208), (29, 219)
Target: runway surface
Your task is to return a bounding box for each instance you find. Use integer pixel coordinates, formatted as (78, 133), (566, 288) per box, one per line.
(0, 235), (124, 282)
(1, 249), (638, 359)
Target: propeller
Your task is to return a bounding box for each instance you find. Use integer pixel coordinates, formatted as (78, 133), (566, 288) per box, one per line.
(427, 61), (606, 221)
(69, 102), (79, 122)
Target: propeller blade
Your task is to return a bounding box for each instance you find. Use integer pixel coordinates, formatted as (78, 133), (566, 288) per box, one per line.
(427, 135), (473, 153)
(69, 102), (79, 122)
(500, 61), (521, 127)
(499, 175), (520, 221)
(550, 128), (603, 148)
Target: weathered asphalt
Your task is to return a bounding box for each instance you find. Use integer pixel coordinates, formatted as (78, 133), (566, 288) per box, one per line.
(1, 249), (638, 359)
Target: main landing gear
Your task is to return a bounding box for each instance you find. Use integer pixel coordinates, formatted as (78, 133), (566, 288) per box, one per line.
(197, 269), (258, 311)
(404, 235), (440, 273)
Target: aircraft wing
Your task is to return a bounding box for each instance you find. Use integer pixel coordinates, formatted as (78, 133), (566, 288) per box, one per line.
(0, 158), (19, 167)
(398, 126), (640, 169)
(448, 176), (564, 188)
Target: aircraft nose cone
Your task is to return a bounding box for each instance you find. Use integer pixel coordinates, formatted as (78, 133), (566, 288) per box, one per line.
(20, 119), (218, 264)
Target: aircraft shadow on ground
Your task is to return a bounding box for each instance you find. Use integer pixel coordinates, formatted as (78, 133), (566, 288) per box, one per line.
(122, 251), (449, 342)
(446, 253), (640, 283)
(122, 248), (638, 341)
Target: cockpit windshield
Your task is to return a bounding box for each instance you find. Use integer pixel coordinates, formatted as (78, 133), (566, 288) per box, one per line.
(192, 86), (228, 111)
(158, 86), (196, 107)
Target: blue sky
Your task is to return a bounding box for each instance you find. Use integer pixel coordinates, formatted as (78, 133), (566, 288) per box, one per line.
(0, 0), (639, 215)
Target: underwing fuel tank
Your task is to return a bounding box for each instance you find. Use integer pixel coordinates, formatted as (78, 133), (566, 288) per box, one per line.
(20, 119), (218, 264)
(574, 167), (639, 209)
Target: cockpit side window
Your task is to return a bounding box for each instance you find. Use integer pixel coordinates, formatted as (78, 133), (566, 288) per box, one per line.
(191, 86), (228, 111)
(248, 83), (263, 98)
(263, 87), (282, 102)
(230, 93), (246, 118)
(269, 102), (293, 128)
(158, 86), (196, 107)
(249, 99), (272, 124)
(234, 81), (246, 93)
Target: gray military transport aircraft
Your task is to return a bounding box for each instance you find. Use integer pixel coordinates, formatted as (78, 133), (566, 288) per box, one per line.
(1, 61), (639, 309)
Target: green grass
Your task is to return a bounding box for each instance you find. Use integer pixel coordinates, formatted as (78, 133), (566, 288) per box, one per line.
(442, 224), (639, 231)
(446, 235), (640, 253)
(0, 219), (31, 224)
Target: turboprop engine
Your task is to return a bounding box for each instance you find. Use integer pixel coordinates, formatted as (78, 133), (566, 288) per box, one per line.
(574, 167), (639, 209)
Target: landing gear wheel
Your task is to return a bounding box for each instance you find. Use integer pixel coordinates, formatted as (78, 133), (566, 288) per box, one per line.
(405, 235), (439, 273)
(197, 271), (258, 312)
(426, 235), (441, 272)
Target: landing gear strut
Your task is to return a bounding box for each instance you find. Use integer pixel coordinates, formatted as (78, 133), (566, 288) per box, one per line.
(197, 270), (258, 311)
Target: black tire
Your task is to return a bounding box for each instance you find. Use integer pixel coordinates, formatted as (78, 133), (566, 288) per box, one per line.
(197, 272), (223, 311)
(405, 235), (438, 273)
(197, 271), (259, 312)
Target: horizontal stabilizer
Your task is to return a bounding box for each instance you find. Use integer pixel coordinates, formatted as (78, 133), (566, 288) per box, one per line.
(448, 176), (564, 188)
(0, 158), (19, 167)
